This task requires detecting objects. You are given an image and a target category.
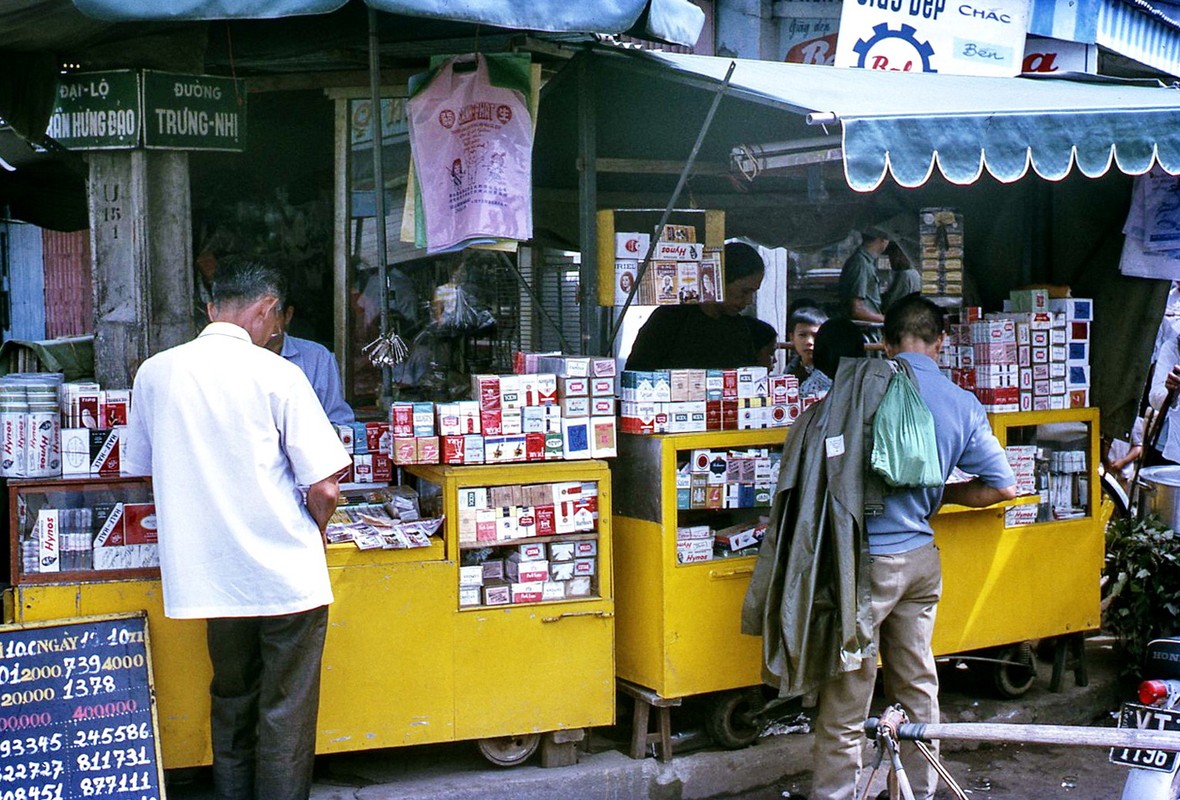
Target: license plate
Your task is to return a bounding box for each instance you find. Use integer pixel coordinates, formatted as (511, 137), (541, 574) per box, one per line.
(1109, 703), (1180, 773)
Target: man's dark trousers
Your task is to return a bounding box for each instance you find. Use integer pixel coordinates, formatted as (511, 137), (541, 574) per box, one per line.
(206, 605), (329, 800)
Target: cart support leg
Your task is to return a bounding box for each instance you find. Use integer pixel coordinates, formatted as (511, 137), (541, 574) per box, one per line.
(1050, 633), (1088, 692)
(541, 729), (585, 768)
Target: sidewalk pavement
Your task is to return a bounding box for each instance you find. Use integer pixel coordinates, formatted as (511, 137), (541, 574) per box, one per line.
(167, 636), (1128, 800)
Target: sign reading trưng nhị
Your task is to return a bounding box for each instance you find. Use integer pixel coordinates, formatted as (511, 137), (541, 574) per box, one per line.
(141, 70), (247, 151)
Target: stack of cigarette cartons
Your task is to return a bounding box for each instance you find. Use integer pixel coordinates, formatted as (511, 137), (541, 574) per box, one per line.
(1048, 297), (1093, 408)
(613, 225), (723, 306)
(384, 357), (617, 470)
(939, 290), (1092, 414)
(620, 368), (799, 434)
(58, 382), (131, 478)
(457, 480), (600, 607)
(676, 447), (780, 511)
(918, 207), (964, 303)
(336, 420), (396, 483)
(676, 525), (714, 563)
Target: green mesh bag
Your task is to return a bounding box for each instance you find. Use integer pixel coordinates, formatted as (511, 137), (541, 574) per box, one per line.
(870, 368), (943, 488)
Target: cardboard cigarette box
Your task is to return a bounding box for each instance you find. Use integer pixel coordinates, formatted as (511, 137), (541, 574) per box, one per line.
(463, 434), (485, 464)
(442, 435), (466, 465)
(390, 402), (414, 437)
(412, 403), (435, 437)
(567, 576), (593, 597)
(550, 561), (575, 581)
(549, 541), (575, 562)
(511, 582), (544, 604)
(483, 584), (511, 605)
(459, 586), (482, 607)
(590, 358), (616, 378)
(416, 436), (440, 464)
(542, 581), (568, 601)
(61, 428), (91, 477)
(590, 416), (618, 458)
(472, 375), (500, 410)
(392, 437), (416, 465)
(89, 427), (120, 476)
(616, 232), (651, 259)
(459, 565), (484, 587)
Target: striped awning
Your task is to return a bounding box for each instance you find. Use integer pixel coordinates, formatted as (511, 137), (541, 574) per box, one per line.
(611, 48), (1180, 191)
(70, 0), (705, 47)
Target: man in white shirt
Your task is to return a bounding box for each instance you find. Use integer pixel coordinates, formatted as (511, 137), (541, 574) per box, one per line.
(124, 257), (350, 800)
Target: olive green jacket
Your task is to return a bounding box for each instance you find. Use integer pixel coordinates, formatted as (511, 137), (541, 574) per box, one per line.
(741, 357), (908, 698)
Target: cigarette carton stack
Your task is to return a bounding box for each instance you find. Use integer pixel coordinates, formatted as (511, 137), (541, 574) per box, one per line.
(938, 290), (1092, 413)
(336, 420), (396, 483)
(620, 368), (801, 434)
(381, 357), (618, 471)
(676, 525), (714, 563)
(58, 381), (130, 478)
(456, 480), (600, 607)
(919, 207), (964, 303)
(1049, 449), (1088, 519)
(613, 224), (723, 306)
(676, 447), (781, 510)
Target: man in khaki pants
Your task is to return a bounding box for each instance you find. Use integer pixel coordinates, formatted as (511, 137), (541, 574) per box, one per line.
(811, 296), (1016, 800)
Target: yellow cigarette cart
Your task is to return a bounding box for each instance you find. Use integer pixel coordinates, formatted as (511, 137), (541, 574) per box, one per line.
(3, 458), (615, 769)
(610, 408), (1102, 751)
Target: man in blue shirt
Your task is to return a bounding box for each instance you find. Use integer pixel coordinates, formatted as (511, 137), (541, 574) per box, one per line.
(811, 295), (1016, 800)
(265, 303), (355, 425)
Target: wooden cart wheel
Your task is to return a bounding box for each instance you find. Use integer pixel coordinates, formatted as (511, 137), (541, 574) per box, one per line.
(705, 688), (764, 749)
(991, 642), (1037, 699)
(476, 733), (541, 767)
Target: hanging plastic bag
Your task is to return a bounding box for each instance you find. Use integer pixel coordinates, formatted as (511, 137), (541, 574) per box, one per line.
(870, 368), (943, 488)
(406, 53), (533, 254)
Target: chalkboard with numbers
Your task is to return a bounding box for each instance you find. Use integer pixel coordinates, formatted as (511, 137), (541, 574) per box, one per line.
(0, 613), (165, 800)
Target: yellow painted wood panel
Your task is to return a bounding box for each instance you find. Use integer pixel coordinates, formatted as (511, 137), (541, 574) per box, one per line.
(452, 600), (615, 739)
(612, 516), (665, 691)
(319, 559), (457, 751)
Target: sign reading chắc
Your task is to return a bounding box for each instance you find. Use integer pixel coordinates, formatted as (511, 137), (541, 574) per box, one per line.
(833, 0), (1029, 77)
(142, 70), (247, 151)
(46, 71), (141, 150)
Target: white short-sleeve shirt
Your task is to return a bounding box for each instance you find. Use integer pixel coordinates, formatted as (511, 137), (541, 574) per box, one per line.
(123, 322), (351, 619)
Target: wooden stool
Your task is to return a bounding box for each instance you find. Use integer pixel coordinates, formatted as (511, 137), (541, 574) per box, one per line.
(1049, 632), (1089, 692)
(618, 679), (681, 762)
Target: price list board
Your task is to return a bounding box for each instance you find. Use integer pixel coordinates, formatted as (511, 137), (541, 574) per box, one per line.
(0, 613), (165, 800)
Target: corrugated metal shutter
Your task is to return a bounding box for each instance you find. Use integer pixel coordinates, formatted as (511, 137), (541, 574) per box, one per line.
(523, 247), (582, 355)
(42, 229), (92, 338)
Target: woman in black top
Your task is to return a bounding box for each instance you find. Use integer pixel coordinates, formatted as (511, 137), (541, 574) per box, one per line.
(625, 242), (766, 370)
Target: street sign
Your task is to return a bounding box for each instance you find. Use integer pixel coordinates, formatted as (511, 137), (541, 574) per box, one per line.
(46, 71), (141, 150)
(141, 70), (247, 151)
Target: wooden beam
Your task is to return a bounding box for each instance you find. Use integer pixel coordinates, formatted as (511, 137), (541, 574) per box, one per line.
(250, 69), (416, 94)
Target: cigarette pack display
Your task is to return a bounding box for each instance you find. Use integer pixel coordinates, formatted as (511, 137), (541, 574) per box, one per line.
(459, 565), (484, 587)
(483, 584), (511, 605)
(89, 427), (120, 476)
(567, 576), (593, 597)
(481, 559), (506, 582)
(562, 418), (591, 460)
(550, 561), (575, 581)
(511, 582), (544, 603)
(459, 586), (482, 607)
(560, 396), (590, 418)
(542, 582), (568, 601)
(590, 417), (617, 458)
(573, 539), (598, 557)
(615, 231), (651, 259)
(615, 260), (639, 306)
(60, 428), (90, 477)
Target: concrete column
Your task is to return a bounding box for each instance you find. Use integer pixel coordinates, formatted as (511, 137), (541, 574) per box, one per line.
(716, 0), (776, 59)
(89, 150), (194, 389)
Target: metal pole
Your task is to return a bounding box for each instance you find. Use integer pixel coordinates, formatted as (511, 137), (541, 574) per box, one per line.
(606, 60), (736, 353)
(368, 6), (391, 402)
(576, 56), (600, 356)
(871, 719), (1180, 751)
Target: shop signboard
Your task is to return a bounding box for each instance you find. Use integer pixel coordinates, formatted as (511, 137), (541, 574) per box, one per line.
(141, 70), (247, 152)
(833, 0), (1029, 77)
(1022, 35), (1098, 74)
(46, 71), (140, 150)
(777, 0), (842, 65)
